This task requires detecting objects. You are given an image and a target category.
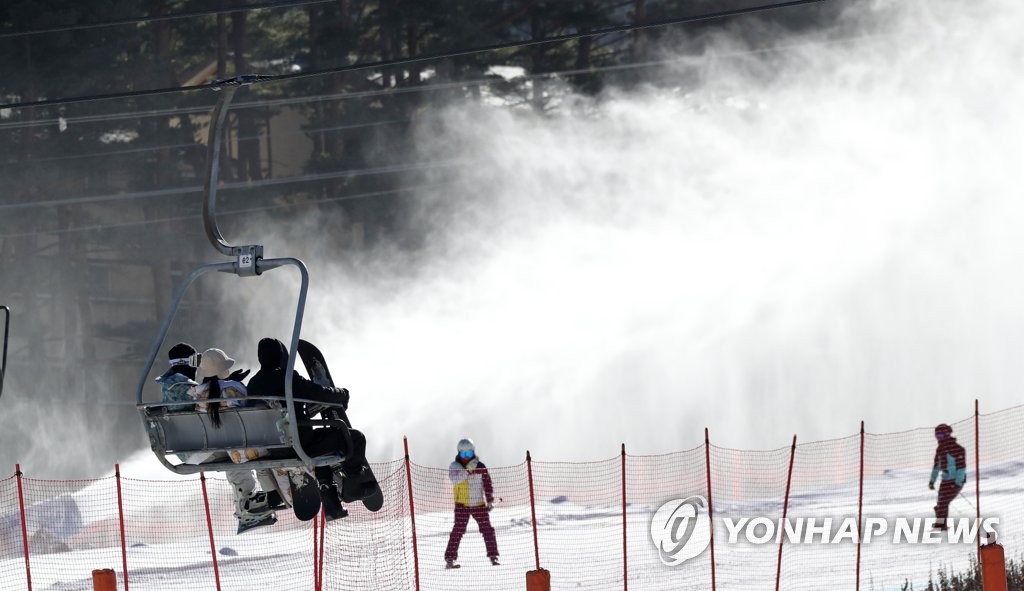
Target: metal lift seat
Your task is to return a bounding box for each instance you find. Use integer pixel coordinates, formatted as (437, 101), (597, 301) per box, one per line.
(135, 78), (345, 475)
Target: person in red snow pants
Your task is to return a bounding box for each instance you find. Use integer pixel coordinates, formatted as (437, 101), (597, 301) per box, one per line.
(444, 438), (499, 567)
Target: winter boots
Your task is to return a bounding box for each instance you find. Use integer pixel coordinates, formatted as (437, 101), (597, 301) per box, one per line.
(339, 465), (377, 502)
(318, 478), (349, 522)
(236, 512), (277, 535)
(443, 557), (499, 569)
(242, 490), (285, 515)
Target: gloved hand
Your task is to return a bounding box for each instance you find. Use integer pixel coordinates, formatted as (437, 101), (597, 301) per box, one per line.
(486, 501), (494, 512)
(466, 458), (479, 471)
(955, 476), (965, 488)
(226, 368), (250, 382)
(332, 387), (350, 409)
(928, 481), (935, 491)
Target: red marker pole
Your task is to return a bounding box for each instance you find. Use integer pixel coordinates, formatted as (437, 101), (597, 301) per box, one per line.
(974, 399), (981, 561)
(312, 511), (320, 591)
(199, 473), (222, 591)
(404, 437), (421, 591)
(15, 464), (32, 591)
(855, 422), (865, 591)
(704, 429), (716, 591)
(621, 443), (628, 591)
(775, 436), (797, 591)
(115, 464), (130, 591)
(527, 451), (541, 570)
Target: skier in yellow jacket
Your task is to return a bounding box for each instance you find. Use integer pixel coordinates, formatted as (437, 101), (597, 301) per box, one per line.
(444, 438), (499, 568)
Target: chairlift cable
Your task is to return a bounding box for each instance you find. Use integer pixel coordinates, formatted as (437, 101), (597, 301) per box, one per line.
(0, 180), (456, 237)
(0, 0), (337, 39)
(0, 0), (829, 111)
(0, 31), (874, 134)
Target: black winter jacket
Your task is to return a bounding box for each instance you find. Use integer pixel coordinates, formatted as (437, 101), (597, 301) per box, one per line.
(245, 338), (349, 427)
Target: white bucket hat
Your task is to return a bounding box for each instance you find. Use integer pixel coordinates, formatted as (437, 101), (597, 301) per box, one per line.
(195, 348), (235, 383)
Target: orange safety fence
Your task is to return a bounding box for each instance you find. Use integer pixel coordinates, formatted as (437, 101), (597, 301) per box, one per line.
(1, 401), (1021, 590)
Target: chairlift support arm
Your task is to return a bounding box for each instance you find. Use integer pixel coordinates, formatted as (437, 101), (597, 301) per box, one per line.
(202, 76), (272, 276)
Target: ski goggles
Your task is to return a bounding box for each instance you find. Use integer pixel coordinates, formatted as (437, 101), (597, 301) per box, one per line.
(459, 450), (475, 459)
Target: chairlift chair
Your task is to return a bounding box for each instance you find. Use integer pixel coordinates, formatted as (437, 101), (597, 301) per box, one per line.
(136, 78), (347, 475)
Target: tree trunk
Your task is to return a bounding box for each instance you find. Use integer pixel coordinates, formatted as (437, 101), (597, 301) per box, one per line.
(148, 0), (174, 321)
(233, 11), (263, 181)
(530, 3), (546, 112)
(632, 0), (647, 63)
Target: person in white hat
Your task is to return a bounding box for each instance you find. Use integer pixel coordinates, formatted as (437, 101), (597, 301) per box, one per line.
(193, 347), (247, 423)
(444, 438), (499, 568)
(191, 347), (282, 534)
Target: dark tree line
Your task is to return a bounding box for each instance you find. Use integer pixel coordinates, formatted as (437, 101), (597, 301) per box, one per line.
(0, 0), (839, 475)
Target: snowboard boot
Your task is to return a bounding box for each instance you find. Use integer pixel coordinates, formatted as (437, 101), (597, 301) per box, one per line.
(489, 556), (500, 566)
(242, 491), (276, 516)
(319, 480), (349, 522)
(264, 489), (286, 511)
(236, 512), (277, 535)
(445, 560), (461, 570)
(339, 465), (376, 502)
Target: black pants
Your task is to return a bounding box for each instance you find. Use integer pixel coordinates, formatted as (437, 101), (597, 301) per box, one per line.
(934, 481), (962, 523)
(301, 427), (367, 478)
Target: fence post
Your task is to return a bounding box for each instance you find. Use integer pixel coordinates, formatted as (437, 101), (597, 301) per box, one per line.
(775, 435), (797, 591)
(318, 511), (326, 590)
(621, 443), (628, 591)
(313, 511), (320, 591)
(199, 473), (222, 591)
(115, 464), (129, 591)
(704, 429), (716, 591)
(403, 437), (421, 591)
(15, 464), (32, 591)
(974, 399), (981, 561)
(527, 451), (541, 570)
(855, 422), (864, 591)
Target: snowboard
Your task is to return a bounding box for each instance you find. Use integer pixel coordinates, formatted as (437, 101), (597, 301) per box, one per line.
(270, 467), (322, 522)
(297, 339), (384, 513)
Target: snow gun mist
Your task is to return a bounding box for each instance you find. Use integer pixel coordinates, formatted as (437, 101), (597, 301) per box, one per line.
(223, 0), (1024, 468)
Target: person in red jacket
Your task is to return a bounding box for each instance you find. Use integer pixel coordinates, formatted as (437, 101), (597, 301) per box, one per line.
(444, 438), (499, 569)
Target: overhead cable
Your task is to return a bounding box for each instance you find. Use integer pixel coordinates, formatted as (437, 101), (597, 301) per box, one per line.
(0, 0), (829, 111)
(0, 0), (336, 39)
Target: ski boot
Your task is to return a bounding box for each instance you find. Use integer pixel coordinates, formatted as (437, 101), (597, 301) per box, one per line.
(445, 560), (461, 570)
(489, 556), (500, 566)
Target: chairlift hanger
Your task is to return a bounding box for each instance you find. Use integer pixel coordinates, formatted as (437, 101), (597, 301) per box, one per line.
(135, 76), (345, 475)
(1, 305), (9, 400)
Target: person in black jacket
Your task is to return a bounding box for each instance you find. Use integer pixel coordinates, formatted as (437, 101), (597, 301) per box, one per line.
(246, 337), (374, 519)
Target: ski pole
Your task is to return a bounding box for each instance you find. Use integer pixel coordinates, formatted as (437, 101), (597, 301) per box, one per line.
(958, 491), (976, 511)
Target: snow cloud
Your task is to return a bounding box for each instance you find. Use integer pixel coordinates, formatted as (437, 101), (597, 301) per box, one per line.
(232, 0), (1024, 467)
